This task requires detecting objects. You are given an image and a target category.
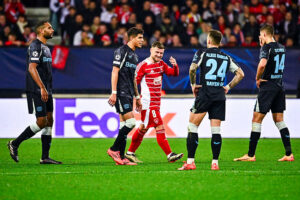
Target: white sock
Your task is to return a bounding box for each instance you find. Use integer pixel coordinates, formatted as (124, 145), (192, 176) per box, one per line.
(187, 158), (194, 164)
(127, 151), (134, 155)
(212, 159), (218, 165)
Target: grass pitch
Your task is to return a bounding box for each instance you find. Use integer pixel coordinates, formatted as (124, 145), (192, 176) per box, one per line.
(0, 138), (299, 200)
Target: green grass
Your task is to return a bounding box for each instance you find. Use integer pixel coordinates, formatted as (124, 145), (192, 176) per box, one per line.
(0, 138), (299, 200)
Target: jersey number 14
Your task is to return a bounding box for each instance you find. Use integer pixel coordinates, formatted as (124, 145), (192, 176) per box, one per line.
(274, 54), (285, 74)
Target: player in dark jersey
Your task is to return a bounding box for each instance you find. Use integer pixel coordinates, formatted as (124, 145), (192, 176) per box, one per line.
(107, 27), (144, 165)
(7, 21), (62, 164)
(234, 25), (294, 162)
(178, 30), (244, 171)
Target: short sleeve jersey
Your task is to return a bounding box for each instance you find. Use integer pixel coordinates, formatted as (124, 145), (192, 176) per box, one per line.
(192, 47), (240, 100)
(259, 42), (285, 89)
(112, 45), (139, 97)
(26, 39), (53, 94)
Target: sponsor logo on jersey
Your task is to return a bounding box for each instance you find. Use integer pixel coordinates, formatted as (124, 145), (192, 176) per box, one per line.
(43, 57), (52, 62)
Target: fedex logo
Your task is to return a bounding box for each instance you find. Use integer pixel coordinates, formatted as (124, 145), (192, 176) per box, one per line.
(55, 99), (119, 138)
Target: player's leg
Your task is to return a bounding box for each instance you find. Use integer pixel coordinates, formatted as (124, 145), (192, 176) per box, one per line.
(126, 123), (147, 163)
(8, 93), (47, 162)
(210, 119), (221, 170)
(272, 113), (294, 161)
(178, 112), (206, 170)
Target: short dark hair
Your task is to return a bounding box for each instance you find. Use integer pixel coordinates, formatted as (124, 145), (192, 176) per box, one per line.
(208, 29), (222, 45)
(260, 24), (274, 36)
(35, 21), (49, 34)
(151, 41), (165, 49)
(127, 27), (144, 39)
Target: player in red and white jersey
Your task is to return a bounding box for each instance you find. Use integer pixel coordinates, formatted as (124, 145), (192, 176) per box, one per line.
(125, 41), (183, 163)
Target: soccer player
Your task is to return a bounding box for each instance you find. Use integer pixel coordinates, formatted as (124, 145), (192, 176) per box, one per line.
(234, 25), (294, 162)
(7, 21), (62, 164)
(178, 30), (244, 171)
(125, 41), (183, 163)
(107, 27), (144, 165)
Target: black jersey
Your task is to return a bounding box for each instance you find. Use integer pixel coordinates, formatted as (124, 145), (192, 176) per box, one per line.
(192, 47), (239, 100)
(259, 42), (285, 89)
(26, 39), (52, 94)
(112, 45), (139, 97)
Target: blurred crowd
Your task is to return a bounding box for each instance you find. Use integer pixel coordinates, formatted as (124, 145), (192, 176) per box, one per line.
(0, 0), (300, 47)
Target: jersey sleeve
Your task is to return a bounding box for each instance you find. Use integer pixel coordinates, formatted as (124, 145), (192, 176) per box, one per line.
(191, 49), (203, 65)
(259, 44), (270, 60)
(163, 61), (179, 76)
(135, 62), (145, 85)
(112, 48), (126, 68)
(228, 57), (240, 73)
(28, 42), (42, 64)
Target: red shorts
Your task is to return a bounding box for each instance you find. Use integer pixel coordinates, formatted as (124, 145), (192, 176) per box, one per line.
(141, 109), (163, 128)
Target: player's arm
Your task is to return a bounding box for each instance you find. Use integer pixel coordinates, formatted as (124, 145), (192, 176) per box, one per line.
(164, 57), (179, 76)
(134, 63), (144, 112)
(256, 43), (269, 88)
(108, 66), (119, 106)
(190, 50), (203, 97)
(28, 63), (48, 102)
(224, 58), (245, 94)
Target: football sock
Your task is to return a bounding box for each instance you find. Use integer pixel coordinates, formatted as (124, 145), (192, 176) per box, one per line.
(187, 132), (198, 158)
(212, 159), (218, 165)
(41, 127), (52, 159)
(276, 121), (292, 156)
(128, 128), (146, 153)
(156, 129), (172, 155)
(211, 133), (222, 160)
(187, 158), (194, 164)
(12, 123), (41, 147)
(111, 126), (133, 159)
(248, 122), (261, 157)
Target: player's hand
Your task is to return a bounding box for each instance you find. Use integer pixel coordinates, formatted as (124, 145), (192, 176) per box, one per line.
(135, 99), (142, 112)
(41, 88), (48, 102)
(256, 79), (267, 88)
(108, 93), (116, 106)
(192, 85), (201, 97)
(223, 86), (229, 94)
(169, 56), (177, 66)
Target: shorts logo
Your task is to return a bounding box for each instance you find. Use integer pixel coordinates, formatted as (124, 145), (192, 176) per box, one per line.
(115, 54), (121, 60)
(123, 104), (130, 109)
(36, 106), (43, 112)
(32, 51), (38, 57)
(154, 118), (159, 124)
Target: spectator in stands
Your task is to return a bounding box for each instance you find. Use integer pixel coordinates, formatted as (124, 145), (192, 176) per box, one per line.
(16, 14), (27, 34)
(158, 34), (167, 46)
(67, 13), (83, 45)
(189, 35), (200, 48)
(63, 6), (76, 45)
(202, 1), (221, 26)
(4, 0), (25, 24)
(100, 4), (116, 24)
(137, 1), (155, 24)
(180, 0), (193, 14)
(4, 33), (24, 46)
(118, 3), (132, 25)
(156, 5), (175, 27)
(238, 5), (250, 27)
(249, 0), (263, 15)
(285, 37), (294, 47)
(186, 3), (202, 24)
(22, 25), (35, 45)
(214, 15), (227, 34)
(91, 16), (100, 34)
(225, 3), (239, 28)
(94, 23), (111, 46)
(108, 16), (118, 36)
(73, 24), (93, 46)
(279, 12), (297, 43)
(243, 14), (259, 43)
(143, 15), (155, 39)
(171, 4), (180, 22)
(226, 34), (238, 47)
(77, 0), (90, 23)
(80, 30), (93, 46)
(81, 0), (99, 25)
(171, 34), (182, 47)
(113, 26), (126, 45)
(149, 29), (161, 45)
(232, 23), (244, 46)
(1, 25), (11, 42)
(126, 13), (136, 29)
(222, 27), (232, 46)
(183, 23), (196, 45)
(198, 22), (212, 47)
(242, 35), (258, 47)
(160, 16), (174, 34)
(256, 5), (268, 25)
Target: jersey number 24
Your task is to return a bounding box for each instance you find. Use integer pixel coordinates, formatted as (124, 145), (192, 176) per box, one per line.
(205, 59), (227, 81)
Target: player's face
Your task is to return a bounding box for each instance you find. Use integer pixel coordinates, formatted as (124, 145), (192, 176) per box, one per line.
(132, 34), (144, 48)
(150, 47), (164, 62)
(259, 30), (266, 44)
(42, 23), (54, 39)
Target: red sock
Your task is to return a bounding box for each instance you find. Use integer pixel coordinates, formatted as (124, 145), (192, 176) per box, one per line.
(128, 129), (145, 153)
(156, 129), (172, 155)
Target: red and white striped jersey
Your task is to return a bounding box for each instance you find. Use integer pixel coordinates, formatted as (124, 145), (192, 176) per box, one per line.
(136, 58), (179, 110)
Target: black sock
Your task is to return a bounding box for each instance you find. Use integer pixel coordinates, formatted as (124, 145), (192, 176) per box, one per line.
(279, 128), (292, 156)
(12, 126), (36, 147)
(211, 134), (222, 160)
(111, 126), (133, 159)
(187, 132), (198, 158)
(248, 131), (261, 157)
(41, 135), (52, 159)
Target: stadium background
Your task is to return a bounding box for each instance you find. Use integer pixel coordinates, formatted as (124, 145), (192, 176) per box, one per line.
(0, 1), (300, 199)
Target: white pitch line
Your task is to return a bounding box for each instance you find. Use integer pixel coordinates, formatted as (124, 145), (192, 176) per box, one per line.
(1, 170), (300, 176)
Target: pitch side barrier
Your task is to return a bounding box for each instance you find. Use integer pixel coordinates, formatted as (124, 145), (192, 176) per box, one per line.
(0, 47), (299, 96)
(0, 98), (299, 138)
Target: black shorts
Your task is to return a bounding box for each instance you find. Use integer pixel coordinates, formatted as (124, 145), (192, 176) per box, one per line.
(27, 93), (53, 118)
(254, 88), (286, 114)
(115, 95), (133, 115)
(190, 94), (226, 121)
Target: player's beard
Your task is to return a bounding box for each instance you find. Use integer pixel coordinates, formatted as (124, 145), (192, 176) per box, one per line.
(44, 33), (53, 39)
